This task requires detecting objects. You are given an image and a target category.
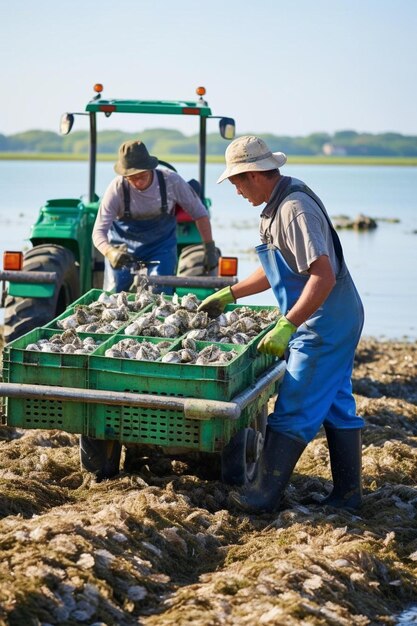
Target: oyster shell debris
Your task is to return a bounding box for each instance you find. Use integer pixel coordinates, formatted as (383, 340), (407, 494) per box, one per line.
(25, 330), (102, 354)
(122, 290), (279, 344)
(104, 338), (172, 361)
(53, 286), (279, 346)
(56, 289), (159, 333)
(160, 339), (238, 365)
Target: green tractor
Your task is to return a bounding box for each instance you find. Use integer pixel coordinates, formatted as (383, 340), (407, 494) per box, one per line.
(1, 84), (237, 344)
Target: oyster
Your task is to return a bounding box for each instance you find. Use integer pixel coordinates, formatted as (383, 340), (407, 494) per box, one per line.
(161, 352), (181, 363)
(180, 293), (199, 312)
(62, 344), (76, 353)
(25, 333), (101, 354)
(179, 348), (196, 363)
(157, 323), (180, 338)
(187, 329), (208, 341)
(189, 311), (208, 329)
(25, 343), (40, 351)
(182, 337), (196, 351)
(116, 292), (128, 307)
(98, 292), (115, 306)
(231, 332), (250, 345)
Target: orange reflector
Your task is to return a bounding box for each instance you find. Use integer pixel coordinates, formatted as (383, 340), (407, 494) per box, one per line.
(182, 107), (200, 115)
(94, 83), (103, 93)
(3, 251), (23, 271)
(196, 86), (206, 96)
(99, 104), (116, 113)
(218, 256), (238, 277)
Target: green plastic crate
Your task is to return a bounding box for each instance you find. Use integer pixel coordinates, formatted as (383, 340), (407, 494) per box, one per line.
(83, 375), (278, 452)
(3, 328), (106, 433)
(89, 338), (251, 398)
(86, 339), (253, 445)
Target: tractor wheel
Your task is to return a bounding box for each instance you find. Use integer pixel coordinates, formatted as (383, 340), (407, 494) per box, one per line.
(80, 436), (122, 481)
(176, 243), (220, 277)
(220, 405), (268, 486)
(3, 244), (80, 344)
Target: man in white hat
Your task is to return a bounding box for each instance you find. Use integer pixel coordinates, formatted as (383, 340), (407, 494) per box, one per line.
(93, 139), (218, 293)
(198, 135), (365, 514)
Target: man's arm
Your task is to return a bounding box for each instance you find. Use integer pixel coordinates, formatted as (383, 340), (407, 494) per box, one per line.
(92, 181), (120, 256)
(195, 215), (214, 243)
(231, 266), (271, 299)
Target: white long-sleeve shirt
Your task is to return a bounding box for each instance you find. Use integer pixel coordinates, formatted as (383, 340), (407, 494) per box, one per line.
(93, 169), (208, 256)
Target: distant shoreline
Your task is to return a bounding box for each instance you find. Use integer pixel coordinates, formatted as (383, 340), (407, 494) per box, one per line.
(1, 153), (416, 167)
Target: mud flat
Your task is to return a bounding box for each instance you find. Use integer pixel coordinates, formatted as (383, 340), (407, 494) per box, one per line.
(0, 336), (416, 625)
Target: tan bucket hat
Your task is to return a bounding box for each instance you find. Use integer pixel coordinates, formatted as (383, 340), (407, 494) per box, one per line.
(114, 140), (159, 176)
(217, 135), (287, 183)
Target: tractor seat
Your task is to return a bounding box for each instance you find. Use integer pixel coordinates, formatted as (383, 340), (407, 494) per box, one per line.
(175, 178), (202, 223)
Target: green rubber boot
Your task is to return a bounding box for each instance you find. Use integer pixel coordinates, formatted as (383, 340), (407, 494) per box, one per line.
(229, 427), (306, 514)
(321, 427), (363, 509)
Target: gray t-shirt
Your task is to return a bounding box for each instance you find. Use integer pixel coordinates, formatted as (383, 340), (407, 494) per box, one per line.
(93, 169), (208, 255)
(259, 177), (340, 276)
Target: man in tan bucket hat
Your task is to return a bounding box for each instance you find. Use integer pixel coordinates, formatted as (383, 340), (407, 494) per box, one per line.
(84, 140), (218, 479)
(217, 135), (287, 183)
(92, 139), (218, 293)
(199, 135), (365, 515)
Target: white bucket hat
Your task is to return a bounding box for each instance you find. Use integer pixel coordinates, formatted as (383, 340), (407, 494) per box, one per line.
(217, 135), (287, 183)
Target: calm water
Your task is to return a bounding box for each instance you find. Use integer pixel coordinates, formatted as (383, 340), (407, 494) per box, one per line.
(0, 160), (416, 340)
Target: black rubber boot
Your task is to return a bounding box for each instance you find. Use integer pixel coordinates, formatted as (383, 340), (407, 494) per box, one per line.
(229, 428), (306, 514)
(321, 427), (363, 509)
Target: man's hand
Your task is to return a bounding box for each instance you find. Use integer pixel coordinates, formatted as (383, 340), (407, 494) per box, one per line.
(197, 286), (235, 317)
(105, 244), (133, 269)
(203, 241), (218, 273)
(257, 316), (297, 358)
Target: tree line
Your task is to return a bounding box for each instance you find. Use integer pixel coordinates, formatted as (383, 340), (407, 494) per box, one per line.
(0, 128), (416, 157)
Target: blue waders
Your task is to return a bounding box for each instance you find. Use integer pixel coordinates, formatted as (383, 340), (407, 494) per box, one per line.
(103, 170), (177, 294)
(230, 182), (364, 513)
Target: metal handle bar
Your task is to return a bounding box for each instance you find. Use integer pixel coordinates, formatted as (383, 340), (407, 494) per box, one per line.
(0, 270), (57, 284)
(0, 361), (285, 421)
(144, 275), (238, 288)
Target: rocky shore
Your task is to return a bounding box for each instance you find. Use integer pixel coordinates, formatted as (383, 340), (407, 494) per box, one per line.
(0, 336), (416, 625)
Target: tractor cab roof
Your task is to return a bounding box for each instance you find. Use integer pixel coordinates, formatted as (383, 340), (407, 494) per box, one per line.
(85, 84), (212, 118)
(86, 98), (212, 118)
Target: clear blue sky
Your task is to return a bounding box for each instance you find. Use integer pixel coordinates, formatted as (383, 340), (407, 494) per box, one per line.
(1, 0), (416, 138)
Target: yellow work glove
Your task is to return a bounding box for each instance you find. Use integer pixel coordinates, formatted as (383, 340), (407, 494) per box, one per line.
(105, 244), (132, 269)
(197, 286), (235, 318)
(257, 316), (297, 358)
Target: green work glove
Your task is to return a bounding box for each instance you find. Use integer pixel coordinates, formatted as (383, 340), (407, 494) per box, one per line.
(197, 286), (235, 317)
(105, 244), (132, 269)
(257, 316), (297, 358)
(203, 241), (218, 272)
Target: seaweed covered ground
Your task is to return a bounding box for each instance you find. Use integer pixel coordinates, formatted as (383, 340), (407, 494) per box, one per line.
(0, 337), (416, 626)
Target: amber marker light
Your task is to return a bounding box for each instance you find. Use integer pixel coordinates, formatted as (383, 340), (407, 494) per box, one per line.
(3, 251), (23, 271)
(196, 86), (206, 96)
(218, 257), (238, 277)
(94, 83), (103, 93)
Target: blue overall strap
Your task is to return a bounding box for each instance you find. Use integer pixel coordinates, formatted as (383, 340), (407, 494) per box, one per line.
(267, 179), (344, 265)
(284, 183), (344, 265)
(156, 169), (168, 214)
(121, 169), (168, 219)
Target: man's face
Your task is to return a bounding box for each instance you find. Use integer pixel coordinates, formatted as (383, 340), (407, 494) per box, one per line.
(125, 170), (153, 190)
(229, 172), (266, 206)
